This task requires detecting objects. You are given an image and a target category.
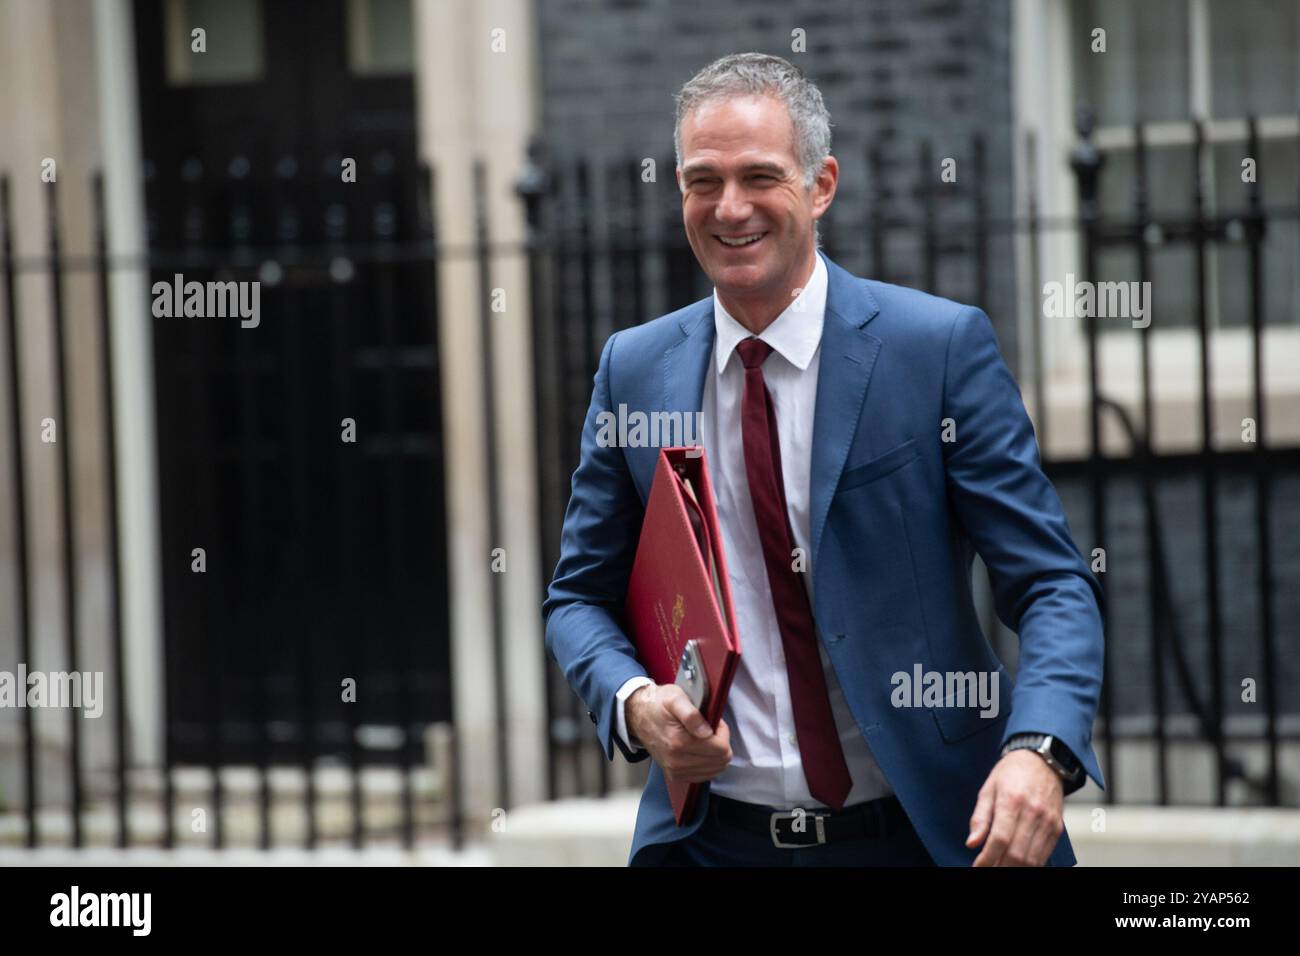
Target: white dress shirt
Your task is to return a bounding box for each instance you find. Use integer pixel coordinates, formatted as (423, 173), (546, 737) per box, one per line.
(615, 251), (894, 810)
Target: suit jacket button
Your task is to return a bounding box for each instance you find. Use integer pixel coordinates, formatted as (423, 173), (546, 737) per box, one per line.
(587, 710), (597, 724)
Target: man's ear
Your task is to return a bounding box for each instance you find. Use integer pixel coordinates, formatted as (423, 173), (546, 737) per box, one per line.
(812, 155), (839, 218)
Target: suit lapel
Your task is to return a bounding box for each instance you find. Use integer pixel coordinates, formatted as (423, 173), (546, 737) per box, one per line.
(661, 301), (714, 426)
(809, 257), (883, 580)
(634, 300), (712, 496)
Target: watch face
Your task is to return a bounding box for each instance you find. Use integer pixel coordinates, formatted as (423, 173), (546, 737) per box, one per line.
(1047, 737), (1080, 774)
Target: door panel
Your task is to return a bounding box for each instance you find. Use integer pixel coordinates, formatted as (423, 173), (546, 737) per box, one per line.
(133, 0), (449, 763)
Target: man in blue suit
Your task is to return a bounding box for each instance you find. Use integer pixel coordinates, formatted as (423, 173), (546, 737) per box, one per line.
(543, 53), (1104, 866)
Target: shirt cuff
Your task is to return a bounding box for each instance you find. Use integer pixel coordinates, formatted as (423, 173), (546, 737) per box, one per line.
(615, 676), (655, 752)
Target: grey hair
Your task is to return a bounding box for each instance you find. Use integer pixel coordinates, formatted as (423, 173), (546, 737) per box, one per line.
(673, 52), (832, 190)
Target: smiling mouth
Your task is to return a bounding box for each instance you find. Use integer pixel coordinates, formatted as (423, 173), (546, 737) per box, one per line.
(715, 232), (767, 248)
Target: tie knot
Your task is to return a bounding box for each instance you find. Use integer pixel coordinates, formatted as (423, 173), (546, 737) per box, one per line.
(736, 337), (773, 370)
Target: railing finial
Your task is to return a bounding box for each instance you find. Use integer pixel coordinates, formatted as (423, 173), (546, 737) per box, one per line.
(1070, 102), (1105, 221)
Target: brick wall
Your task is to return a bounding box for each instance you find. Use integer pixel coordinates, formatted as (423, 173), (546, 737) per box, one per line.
(533, 0), (1018, 362)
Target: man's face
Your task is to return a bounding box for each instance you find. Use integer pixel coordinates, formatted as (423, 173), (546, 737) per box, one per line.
(677, 94), (837, 310)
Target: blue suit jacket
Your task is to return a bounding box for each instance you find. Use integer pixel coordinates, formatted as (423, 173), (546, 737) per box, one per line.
(543, 253), (1106, 866)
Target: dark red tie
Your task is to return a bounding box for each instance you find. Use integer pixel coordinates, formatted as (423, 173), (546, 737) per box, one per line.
(735, 337), (852, 811)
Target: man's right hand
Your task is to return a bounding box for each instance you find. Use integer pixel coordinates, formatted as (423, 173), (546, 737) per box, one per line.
(626, 683), (731, 783)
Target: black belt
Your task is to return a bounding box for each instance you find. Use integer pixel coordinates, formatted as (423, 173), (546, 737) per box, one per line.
(712, 793), (912, 848)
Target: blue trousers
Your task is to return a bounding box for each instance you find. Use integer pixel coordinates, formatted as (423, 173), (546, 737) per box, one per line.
(651, 796), (938, 867)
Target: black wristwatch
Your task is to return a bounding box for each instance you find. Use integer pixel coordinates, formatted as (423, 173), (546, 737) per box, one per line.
(1001, 733), (1084, 792)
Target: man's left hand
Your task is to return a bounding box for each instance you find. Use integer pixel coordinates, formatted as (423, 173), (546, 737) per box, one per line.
(966, 750), (1064, 866)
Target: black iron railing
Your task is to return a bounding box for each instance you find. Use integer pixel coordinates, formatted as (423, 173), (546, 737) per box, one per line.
(0, 154), (461, 850)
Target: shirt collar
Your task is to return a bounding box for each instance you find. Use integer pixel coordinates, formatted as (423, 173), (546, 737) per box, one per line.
(713, 250), (827, 375)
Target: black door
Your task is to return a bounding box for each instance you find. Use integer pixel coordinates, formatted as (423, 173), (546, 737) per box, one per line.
(133, 0), (451, 765)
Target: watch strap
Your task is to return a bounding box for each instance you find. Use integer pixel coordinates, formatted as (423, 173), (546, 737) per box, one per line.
(1002, 732), (1084, 788)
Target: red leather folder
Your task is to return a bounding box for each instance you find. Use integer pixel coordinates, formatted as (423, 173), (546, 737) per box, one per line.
(624, 447), (741, 825)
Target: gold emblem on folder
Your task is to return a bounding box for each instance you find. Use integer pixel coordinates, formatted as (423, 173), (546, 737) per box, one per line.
(672, 594), (685, 637)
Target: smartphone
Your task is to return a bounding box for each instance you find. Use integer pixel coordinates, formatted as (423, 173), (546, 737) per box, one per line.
(674, 638), (710, 713)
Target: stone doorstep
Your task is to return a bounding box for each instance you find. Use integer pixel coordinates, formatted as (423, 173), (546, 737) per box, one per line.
(488, 792), (1300, 866)
(4, 797), (1297, 863)
(118, 764), (445, 798)
(0, 844), (496, 867)
(0, 764), (454, 847)
(1072, 806), (1300, 844)
(0, 799), (455, 848)
(0, 724), (458, 801)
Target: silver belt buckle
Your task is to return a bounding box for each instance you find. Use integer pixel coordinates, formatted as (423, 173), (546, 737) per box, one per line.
(769, 809), (828, 848)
